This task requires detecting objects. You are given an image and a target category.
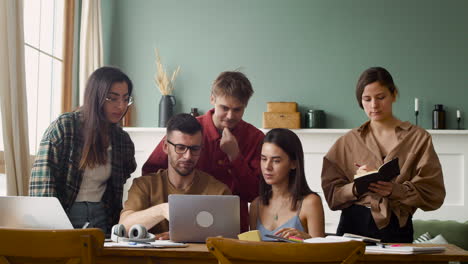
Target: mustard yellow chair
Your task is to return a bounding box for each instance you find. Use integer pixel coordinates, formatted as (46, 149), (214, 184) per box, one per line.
(0, 228), (104, 264)
(206, 237), (365, 264)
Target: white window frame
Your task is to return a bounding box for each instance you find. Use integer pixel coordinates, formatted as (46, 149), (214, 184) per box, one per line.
(23, 0), (65, 155)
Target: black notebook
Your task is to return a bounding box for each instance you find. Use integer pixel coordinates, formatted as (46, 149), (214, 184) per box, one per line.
(353, 158), (400, 195)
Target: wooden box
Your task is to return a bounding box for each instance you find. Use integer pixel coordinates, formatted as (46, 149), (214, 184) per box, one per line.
(267, 102), (297, 113)
(262, 112), (301, 129)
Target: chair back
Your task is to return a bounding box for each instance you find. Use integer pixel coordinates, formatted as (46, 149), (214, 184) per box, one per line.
(0, 228), (105, 264)
(206, 237), (365, 264)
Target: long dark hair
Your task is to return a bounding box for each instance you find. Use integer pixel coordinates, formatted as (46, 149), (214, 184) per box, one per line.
(259, 128), (315, 210)
(79, 66), (133, 168)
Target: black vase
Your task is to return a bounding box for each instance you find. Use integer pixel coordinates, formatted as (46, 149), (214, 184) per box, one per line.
(158, 95), (176, 127)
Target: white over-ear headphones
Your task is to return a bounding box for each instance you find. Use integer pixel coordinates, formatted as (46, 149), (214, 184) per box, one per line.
(111, 224), (156, 243)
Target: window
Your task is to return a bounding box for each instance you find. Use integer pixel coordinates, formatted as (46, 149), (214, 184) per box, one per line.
(23, 0), (64, 154)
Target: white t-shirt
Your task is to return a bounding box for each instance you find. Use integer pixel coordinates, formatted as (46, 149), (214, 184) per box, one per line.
(75, 146), (112, 202)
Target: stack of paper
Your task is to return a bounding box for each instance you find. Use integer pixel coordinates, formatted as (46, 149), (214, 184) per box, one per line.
(304, 236), (354, 243)
(342, 233), (381, 244)
(104, 240), (188, 248)
(304, 234), (380, 244)
(365, 245), (446, 254)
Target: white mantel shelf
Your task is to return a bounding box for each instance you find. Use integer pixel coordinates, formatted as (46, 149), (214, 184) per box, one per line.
(124, 127), (468, 135)
(123, 126), (468, 233)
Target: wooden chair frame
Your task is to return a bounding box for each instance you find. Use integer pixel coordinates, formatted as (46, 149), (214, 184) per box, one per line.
(207, 237), (365, 264)
(0, 228), (104, 264)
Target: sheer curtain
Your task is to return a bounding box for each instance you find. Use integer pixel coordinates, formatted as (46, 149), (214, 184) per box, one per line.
(79, 0), (103, 105)
(0, 120), (5, 195)
(0, 0), (31, 195)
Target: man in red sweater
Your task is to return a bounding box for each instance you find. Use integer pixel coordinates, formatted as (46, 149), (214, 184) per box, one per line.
(142, 71), (264, 232)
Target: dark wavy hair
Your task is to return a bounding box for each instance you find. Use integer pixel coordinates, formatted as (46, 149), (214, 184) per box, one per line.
(259, 128), (315, 210)
(166, 113), (203, 136)
(79, 66), (133, 168)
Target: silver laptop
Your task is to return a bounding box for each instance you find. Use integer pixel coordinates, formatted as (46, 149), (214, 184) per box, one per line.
(0, 196), (73, 229)
(169, 194), (240, 242)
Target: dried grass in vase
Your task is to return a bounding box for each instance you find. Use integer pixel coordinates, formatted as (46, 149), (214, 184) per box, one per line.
(154, 48), (181, 96)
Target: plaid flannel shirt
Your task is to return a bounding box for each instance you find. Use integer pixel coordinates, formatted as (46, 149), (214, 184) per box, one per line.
(29, 111), (136, 229)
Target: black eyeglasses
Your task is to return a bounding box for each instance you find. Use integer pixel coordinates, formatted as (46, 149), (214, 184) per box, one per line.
(167, 140), (202, 156)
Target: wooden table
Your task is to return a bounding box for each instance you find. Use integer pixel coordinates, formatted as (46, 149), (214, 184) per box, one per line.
(98, 243), (216, 264)
(97, 243), (468, 264)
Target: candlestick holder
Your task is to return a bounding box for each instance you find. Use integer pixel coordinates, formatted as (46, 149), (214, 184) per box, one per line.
(415, 110), (419, 126)
(457, 117), (461, 130)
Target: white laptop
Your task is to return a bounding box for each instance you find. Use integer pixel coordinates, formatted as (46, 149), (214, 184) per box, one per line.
(0, 196), (73, 229)
(169, 194), (240, 243)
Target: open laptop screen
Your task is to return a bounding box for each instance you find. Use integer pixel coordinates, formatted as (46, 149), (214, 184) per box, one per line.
(0, 196), (73, 229)
(169, 194), (240, 242)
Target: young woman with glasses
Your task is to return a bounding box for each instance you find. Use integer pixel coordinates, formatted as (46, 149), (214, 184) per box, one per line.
(30, 66), (137, 234)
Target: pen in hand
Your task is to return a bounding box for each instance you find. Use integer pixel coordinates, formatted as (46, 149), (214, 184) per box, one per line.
(354, 163), (361, 168)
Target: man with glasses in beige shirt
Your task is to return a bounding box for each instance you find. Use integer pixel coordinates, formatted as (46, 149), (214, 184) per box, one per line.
(119, 114), (231, 239)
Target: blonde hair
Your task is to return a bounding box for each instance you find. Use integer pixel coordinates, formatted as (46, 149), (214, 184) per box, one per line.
(211, 71), (253, 105)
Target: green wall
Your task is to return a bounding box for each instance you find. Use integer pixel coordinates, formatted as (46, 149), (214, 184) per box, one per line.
(102, 0), (468, 129)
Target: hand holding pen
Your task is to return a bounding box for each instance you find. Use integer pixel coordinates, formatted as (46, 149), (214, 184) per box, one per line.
(354, 162), (373, 176)
(355, 162), (394, 196)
